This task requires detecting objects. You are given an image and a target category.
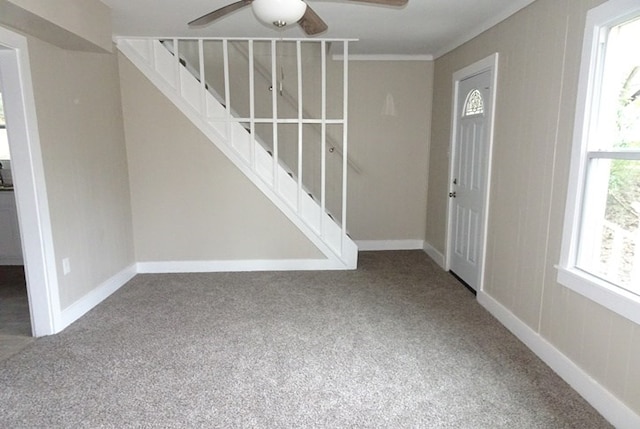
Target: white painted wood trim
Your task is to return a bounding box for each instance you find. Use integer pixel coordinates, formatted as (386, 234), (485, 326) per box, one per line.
(320, 40), (327, 238)
(478, 291), (640, 429)
(341, 41), (349, 242)
(557, 266), (640, 326)
(136, 259), (348, 273)
(0, 27), (60, 337)
(423, 242), (446, 269)
(59, 264), (137, 332)
(355, 240), (425, 251)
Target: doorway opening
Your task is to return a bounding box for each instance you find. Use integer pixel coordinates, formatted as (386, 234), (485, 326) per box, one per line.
(0, 86), (33, 357)
(0, 27), (59, 340)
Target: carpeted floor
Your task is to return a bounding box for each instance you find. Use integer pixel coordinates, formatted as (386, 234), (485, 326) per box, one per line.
(0, 251), (611, 428)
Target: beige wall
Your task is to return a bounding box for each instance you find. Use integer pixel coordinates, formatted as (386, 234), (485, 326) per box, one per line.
(26, 37), (134, 309)
(0, 0), (111, 52)
(118, 53), (323, 261)
(426, 0), (640, 414)
(348, 60), (433, 241)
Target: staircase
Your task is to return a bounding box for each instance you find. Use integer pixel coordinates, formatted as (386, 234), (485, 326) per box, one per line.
(117, 38), (357, 269)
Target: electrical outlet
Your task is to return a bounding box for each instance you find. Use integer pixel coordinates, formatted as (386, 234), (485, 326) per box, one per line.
(62, 258), (71, 275)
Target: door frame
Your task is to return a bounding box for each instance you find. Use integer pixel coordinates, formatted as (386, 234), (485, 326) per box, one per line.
(445, 53), (499, 292)
(0, 26), (60, 336)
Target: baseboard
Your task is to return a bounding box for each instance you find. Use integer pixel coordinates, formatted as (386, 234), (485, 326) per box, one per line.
(478, 291), (640, 429)
(355, 240), (425, 251)
(423, 241), (446, 269)
(58, 264), (137, 332)
(136, 258), (348, 274)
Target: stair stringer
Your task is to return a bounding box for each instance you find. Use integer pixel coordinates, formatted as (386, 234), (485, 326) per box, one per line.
(117, 38), (357, 269)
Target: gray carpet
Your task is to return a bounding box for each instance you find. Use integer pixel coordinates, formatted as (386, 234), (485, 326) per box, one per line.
(0, 251), (610, 428)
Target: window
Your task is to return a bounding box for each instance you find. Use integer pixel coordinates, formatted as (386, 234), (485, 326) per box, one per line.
(463, 89), (484, 116)
(559, 0), (640, 324)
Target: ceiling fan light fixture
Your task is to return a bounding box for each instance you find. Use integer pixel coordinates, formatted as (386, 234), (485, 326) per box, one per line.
(252, 0), (307, 28)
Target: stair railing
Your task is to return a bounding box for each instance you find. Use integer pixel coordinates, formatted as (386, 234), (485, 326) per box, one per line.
(154, 37), (353, 244)
(228, 40), (362, 175)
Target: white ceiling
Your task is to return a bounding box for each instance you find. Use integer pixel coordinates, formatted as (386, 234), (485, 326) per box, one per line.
(100, 0), (536, 57)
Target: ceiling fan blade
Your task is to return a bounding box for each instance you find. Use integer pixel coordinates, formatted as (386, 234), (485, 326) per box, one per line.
(298, 4), (328, 35)
(347, 0), (408, 5)
(188, 0), (253, 27)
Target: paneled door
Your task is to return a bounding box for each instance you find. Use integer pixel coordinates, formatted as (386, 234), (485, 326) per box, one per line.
(449, 69), (492, 290)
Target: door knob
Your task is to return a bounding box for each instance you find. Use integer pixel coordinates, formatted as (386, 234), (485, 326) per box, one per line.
(449, 192), (457, 198)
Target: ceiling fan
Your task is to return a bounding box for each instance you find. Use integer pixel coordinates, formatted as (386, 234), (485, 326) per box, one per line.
(188, 0), (408, 35)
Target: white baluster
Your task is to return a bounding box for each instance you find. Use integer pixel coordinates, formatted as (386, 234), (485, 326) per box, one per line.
(271, 40), (279, 190)
(249, 40), (256, 171)
(174, 38), (181, 96)
(341, 41), (349, 254)
(297, 41), (303, 215)
(321, 40), (327, 238)
(198, 39), (206, 116)
(223, 40), (231, 141)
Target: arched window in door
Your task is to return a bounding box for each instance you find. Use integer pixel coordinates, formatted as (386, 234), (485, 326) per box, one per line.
(463, 88), (484, 116)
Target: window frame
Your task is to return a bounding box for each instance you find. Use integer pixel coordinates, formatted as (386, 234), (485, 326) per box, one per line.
(558, 0), (640, 325)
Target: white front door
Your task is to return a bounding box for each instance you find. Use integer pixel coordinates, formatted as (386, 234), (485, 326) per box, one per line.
(449, 69), (493, 290)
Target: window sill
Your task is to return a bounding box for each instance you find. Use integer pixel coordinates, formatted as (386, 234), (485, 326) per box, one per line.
(556, 266), (640, 325)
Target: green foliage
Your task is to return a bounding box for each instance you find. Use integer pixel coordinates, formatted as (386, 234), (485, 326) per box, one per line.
(606, 66), (640, 231)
